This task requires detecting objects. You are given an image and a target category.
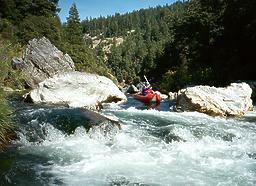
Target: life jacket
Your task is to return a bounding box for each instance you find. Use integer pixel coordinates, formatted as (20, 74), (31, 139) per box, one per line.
(142, 86), (152, 95)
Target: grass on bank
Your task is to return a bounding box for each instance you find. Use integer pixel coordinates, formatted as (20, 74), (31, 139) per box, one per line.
(0, 89), (16, 149)
(0, 36), (24, 149)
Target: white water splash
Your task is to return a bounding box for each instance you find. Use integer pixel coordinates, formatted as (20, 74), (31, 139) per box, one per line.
(15, 107), (256, 186)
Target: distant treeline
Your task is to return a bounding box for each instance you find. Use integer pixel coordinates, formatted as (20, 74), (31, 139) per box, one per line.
(82, 0), (256, 92)
(0, 0), (255, 92)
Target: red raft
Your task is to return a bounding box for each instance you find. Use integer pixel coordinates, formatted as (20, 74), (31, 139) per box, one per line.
(133, 91), (161, 105)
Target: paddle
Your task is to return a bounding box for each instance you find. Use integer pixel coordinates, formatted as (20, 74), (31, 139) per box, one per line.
(144, 75), (149, 85)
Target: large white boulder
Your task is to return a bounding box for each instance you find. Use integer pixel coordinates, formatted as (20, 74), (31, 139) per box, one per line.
(26, 71), (127, 109)
(176, 82), (253, 116)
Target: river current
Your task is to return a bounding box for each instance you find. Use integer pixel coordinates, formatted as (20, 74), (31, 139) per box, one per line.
(0, 96), (256, 185)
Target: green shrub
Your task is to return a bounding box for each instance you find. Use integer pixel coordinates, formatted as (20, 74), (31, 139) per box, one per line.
(0, 36), (21, 149)
(17, 15), (62, 45)
(0, 89), (16, 149)
(0, 36), (24, 89)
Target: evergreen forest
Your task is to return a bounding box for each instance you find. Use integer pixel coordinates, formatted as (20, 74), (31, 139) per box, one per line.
(82, 0), (256, 92)
(0, 0), (255, 145)
(1, 0), (255, 92)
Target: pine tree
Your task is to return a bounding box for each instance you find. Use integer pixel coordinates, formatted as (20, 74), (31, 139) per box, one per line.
(64, 3), (83, 45)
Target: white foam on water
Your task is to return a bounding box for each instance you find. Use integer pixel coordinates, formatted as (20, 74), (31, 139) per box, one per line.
(16, 107), (256, 185)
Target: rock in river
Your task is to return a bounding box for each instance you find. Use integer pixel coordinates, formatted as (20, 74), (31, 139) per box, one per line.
(176, 82), (253, 116)
(24, 71), (127, 109)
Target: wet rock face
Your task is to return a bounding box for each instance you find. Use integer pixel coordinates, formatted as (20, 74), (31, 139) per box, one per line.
(11, 57), (24, 70)
(16, 37), (75, 88)
(88, 120), (121, 140)
(176, 82), (253, 116)
(81, 109), (121, 139)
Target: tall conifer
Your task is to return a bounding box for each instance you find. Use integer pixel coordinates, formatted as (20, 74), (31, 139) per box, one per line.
(65, 3), (83, 45)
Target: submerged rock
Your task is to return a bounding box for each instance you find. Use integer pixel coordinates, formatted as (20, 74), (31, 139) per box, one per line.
(88, 121), (121, 140)
(14, 37), (75, 88)
(24, 71), (127, 109)
(168, 92), (177, 102)
(176, 82), (253, 116)
(81, 109), (121, 139)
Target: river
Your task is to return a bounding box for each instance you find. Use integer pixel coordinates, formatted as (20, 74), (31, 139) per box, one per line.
(0, 96), (256, 185)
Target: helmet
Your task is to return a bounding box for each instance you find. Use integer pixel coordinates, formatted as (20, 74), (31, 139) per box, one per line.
(145, 82), (150, 86)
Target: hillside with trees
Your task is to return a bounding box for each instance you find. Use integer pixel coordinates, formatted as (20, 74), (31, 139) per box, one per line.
(82, 0), (256, 92)
(1, 0), (255, 92)
(0, 0), (255, 146)
(0, 0), (109, 147)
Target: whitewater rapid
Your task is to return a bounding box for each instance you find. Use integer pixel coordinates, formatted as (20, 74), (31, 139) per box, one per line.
(7, 103), (256, 186)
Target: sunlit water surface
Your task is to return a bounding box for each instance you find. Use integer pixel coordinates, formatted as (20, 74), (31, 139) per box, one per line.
(0, 96), (256, 185)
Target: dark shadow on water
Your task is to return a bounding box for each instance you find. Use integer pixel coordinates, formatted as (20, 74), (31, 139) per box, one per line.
(11, 106), (93, 143)
(0, 145), (64, 186)
(247, 153), (256, 159)
(108, 175), (160, 186)
(149, 128), (185, 143)
(239, 115), (256, 123)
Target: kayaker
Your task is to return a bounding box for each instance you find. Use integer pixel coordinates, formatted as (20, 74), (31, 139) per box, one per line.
(142, 82), (152, 96)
